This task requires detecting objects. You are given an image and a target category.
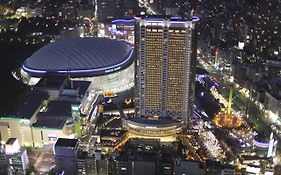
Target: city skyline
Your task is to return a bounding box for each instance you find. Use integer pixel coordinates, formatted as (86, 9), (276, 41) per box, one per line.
(0, 0), (280, 174)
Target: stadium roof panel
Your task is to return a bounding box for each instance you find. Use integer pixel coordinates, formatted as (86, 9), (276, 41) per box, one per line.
(22, 37), (134, 77)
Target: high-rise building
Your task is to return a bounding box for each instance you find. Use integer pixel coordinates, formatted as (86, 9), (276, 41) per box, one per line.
(135, 15), (198, 125)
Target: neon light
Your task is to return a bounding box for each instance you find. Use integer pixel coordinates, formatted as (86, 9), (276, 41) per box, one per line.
(170, 16), (181, 20)
(112, 19), (134, 24)
(145, 126), (157, 129)
(0, 116), (23, 120)
(192, 16), (200, 22)
(108, 27), (128, 36)
(146, 20), (163, 23)
(228, 86), (233, 115)
(253, 139), (270, 148)
(146, 18), (163, 21)
(169, 21), (188, 24)
(22, 63), (47, 74)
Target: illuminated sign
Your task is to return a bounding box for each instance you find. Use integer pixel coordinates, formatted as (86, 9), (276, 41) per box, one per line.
(71, 104), (80, 121)
(71, 105), (79, 112)
(145, 126), (157, 129)
(105, 66), (121, 73)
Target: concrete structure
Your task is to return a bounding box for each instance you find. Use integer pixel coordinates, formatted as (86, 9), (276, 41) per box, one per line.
(265, 57), (281, 80)
(122, 118), (183, 137)
(134, 16), (198, 125)
(7, 149), (29, 175)
(0, 77), (91, 147)
(128, 158), (156, 175)
(5, 138), (29, 175)
(264, 90), (281, 125)
(174, 159), (205, 175)
(54, 138), (79, 175)
(0, 91), (49, 147)
(0, 144), (10, 175)
(77, 152), (157, 175)
(99, 129), (128, 152)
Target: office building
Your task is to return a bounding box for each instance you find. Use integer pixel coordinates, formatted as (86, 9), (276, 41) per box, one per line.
(54, 138), (79, 175)
(135, 15), (198, 125)
(0, 77), (91, 147)
(0, 144), (10, 175)
(5, 138), (29, 175)
(174, 159), (205, 175)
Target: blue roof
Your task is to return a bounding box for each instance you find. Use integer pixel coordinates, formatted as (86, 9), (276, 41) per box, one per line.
(112, 19), (134, 25)
(22, 37), (134, 77)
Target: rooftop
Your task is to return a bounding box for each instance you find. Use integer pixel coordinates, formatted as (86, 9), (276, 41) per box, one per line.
(22, 37), (134, 77)
(5, 138), (17, 145)
(128, 151), (157, 162)
(105, 117), (122, 129)
(32, 118), (66, 129)
(13, 90), (49, 119)
(100, 129), (127, 138)
(64, 80), (91, 96)
(33, 100), (78, 129)
(35, 76), (67, 89)
(55, 138), (78, 148)
(37, 100), (78, 118)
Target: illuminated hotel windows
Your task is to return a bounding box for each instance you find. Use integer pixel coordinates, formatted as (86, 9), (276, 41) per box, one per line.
(135, 16), (197, 124)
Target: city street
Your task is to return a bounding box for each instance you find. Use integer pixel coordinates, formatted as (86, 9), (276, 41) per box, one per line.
(27, 144), (55, 174)
(197, 45), (272, 133)
(197, 42), (281, 167)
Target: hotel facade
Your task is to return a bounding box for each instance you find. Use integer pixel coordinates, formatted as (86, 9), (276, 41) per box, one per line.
(135, 16), (198, 126)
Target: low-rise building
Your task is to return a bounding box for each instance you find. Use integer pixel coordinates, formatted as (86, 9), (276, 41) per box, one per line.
(0, 77), (91, 147)
(0, 91), (49, 146)
(264, 78), (281, 125)
(0, 144), (10, 175)
(5, 138), (29, 175)
(174, 159), (205, 175)
(54, 138), (79, 175)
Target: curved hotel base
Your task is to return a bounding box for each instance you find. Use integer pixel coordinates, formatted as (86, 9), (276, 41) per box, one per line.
(122, 118), (183, 139)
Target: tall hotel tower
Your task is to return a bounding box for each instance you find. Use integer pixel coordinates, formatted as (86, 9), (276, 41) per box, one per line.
(135, 15), (198, 125)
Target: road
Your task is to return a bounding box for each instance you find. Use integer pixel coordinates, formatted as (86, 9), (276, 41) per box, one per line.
(197, 43), (281, 166)
(177, 134), (203, 161)
(197, 44), (272, 132)
(33, 144), (55, 174)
